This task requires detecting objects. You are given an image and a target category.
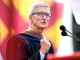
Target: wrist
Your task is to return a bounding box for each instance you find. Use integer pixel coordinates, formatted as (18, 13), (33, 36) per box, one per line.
(40, 49), (46, 55)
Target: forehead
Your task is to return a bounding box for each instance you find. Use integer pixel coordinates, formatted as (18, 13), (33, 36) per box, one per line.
(36, 6), (50, 13)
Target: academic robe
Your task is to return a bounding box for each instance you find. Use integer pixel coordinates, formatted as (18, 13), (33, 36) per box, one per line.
(6, 30), (54, 60)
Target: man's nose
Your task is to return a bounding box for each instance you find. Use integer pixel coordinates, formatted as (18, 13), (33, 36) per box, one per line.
(42, 15), (47, 19)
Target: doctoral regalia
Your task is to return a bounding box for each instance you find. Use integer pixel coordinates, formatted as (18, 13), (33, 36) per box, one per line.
(6, 30), (54, 60)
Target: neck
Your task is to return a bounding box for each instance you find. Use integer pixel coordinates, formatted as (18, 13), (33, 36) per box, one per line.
(30, 26), (44, 34)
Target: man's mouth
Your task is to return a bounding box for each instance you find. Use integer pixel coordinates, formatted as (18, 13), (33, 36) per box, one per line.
(41, 21), (47, 23)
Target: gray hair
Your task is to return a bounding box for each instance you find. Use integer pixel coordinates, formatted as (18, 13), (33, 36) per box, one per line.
(30, 2), (50, 15)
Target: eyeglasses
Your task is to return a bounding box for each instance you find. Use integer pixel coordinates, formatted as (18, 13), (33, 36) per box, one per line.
(31, 12), (52, 18)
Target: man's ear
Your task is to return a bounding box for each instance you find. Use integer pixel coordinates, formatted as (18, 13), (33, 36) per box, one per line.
(29, 15), (33, 22)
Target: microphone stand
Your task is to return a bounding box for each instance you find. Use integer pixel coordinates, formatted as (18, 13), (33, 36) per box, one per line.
(61, 30), (80, 43)
(65, 30), (80, 42)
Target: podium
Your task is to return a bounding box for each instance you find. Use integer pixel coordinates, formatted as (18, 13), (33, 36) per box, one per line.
(47, 52), (80, 60)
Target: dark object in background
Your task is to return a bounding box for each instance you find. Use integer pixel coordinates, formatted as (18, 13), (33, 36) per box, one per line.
(73, 15), (80, 51)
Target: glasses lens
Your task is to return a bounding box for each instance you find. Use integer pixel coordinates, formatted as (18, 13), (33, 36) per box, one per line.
(46, 13), (52, 18)
(38, 12), (44, 17)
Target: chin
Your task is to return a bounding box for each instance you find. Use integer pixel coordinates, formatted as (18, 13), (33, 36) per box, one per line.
(39, 26), (47, 29)
(38, 24), (48, 29)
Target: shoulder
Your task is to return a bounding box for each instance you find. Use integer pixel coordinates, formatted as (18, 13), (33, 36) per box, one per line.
(8, 33), (29, 46)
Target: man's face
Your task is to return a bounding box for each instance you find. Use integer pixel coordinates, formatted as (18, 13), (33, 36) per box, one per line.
(29, 6), (50, 29)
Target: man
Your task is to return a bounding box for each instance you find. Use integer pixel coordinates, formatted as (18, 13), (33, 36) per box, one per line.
(6, 2), (54, 60)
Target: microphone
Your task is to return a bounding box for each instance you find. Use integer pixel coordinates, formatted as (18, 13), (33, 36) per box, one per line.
(60, 25), (80, 43)
(60, 25), (66, 31)
(61, 30), (68, 36)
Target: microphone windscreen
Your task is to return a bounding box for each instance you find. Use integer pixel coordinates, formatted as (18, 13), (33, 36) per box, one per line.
(61, 31), (68, 36)
(60, 25), (66, 31)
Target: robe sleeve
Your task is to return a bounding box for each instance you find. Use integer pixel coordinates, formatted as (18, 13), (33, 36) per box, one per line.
(6, 36), (40, 60)
(28, 51), (40, 60)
